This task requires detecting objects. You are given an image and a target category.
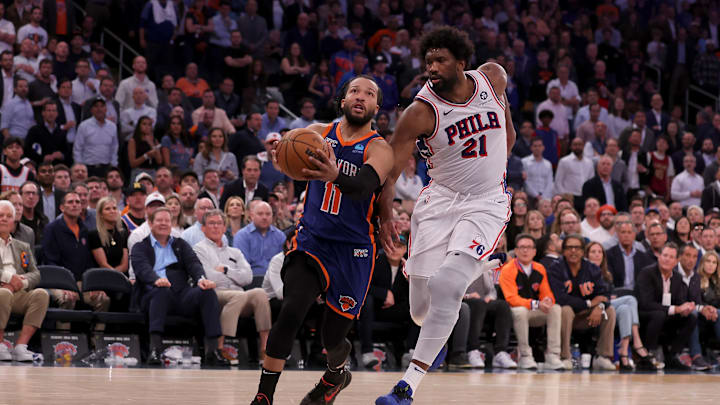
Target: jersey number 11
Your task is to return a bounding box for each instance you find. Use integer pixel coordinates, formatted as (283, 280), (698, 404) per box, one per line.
(320, 182), (342, 215)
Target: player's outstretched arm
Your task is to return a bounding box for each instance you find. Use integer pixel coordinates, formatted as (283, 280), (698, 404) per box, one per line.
(377, 101), (435, 252)
(503, 93), (516, 155)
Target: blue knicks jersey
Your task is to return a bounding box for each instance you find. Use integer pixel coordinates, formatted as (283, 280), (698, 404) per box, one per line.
(298, 122), (382, 245)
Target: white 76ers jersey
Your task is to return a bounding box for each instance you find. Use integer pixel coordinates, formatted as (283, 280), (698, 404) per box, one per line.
(414, 69), (508, 195)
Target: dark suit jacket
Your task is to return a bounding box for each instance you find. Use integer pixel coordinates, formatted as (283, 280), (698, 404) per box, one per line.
(671, 150), (705, 177)
(228, 128), (265, 165)
(367, 254), (410, 313)
(675, 265), (703, 305)
(666, 39), (697, 73)
(636, 264), (691, 313)
(219, 179), (269, 210)
(24, 123), (70, 166)
(130, 236), (207, 311)
(606, 245), (654, 290)
(38, 188), (66, 218)
(55, 99), (82, 130)
(620, 147), (650, 186)
(645, 109), (670, 137)
(701, 182), (720, 213)
(42, 216), (93, 280)
(581, 175), (627, 211)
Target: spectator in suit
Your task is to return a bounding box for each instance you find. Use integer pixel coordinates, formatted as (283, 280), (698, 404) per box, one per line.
(701, 165), (720, 213)
(214, 78), (241, 126)
(677, 243), (716, 370)
(358, 233), (415, 368)
(620, 129), (650, 200)
(25, 102), (69, 166)
(548, 234), (617, 370)
(585, 241), (656, 371)
(55, 78), (81, 145)
(636, 243), (697, 370)
(156, 87), (193, 136)
(42, 191), (110, 329)
(229, 112), (264, 166)
(233, 200), (284, 277)
(219, 155), (269, 210)
(606, 221), (655, 295)
(646, 93), (670, 138)
(702, 145), (720, 187)
(0, 200), (48, 362)
(499, 234), (564, 370)
(198, 169), (222, 209)
(193, 209), (272, 359)
(581, 155), (627, 211)
(130, 207), (228, 366)
(36, 162), (63, 220)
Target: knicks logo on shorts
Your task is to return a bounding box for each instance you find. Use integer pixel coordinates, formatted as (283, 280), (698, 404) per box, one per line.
(338, 295), (357, 312)
(469, 239), (485, 256)
(354, 248), (369, 258)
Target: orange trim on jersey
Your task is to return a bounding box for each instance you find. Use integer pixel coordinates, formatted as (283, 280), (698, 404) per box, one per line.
(335, 124), (378, 147)
(327, 300), (355, 319)
(320, 123), (335, 138)
(477, 70), (506, 111)
(363, 135), (383, 163)
(365, 193), (376, 245)
(304, 250), (330, 291)
(424, 73), (479, 107)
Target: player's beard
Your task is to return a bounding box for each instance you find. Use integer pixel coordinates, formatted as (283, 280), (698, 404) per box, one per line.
(429, 72), (457, 93)
(342, 103), (375, 127)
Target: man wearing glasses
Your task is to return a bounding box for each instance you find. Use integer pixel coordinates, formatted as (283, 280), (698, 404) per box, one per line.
(499, 234), (565, 370)
(549, 234), (617, 370)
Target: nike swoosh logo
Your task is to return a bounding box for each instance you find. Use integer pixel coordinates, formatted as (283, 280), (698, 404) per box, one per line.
(324, 387), (341, 403)
(443, 109), (453, 116)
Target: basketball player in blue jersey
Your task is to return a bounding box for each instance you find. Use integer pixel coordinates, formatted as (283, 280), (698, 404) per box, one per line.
(375, 27), (517, 404)
(250, 75), (394, 405)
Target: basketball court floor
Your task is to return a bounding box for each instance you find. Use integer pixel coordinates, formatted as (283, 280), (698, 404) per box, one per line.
(1, 366), (719, 405)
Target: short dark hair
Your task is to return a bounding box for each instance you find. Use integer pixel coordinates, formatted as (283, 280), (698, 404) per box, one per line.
(242, 155), (262, 170)
(679, 242), (698, 255)
(61, 191), (79, 205)
(515, 233), (536, 247)
(39, 59), (52, 68)
(265, 99), (279, 107)
(86, 176), (105, 185)
(339, 74), (384, 110)
(562, 234), (586, 250)
(530, 137), (544, 146)
(54, 164), (70, 174)
(538, 109), (554, 119)
(662, 242), (679, 256)
(420, 26), (475, 66)
(3, 136), (22, 149)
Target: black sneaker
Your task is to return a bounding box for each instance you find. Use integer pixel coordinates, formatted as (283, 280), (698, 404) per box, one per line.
(299, 368), (352, 405)
(666, 354), (691, 371)
(250, 393), (271, 405)
(692, 355), (711, 371)
(447, 351), (473, 369)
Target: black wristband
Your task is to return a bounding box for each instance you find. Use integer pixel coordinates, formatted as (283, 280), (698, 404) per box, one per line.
(223, 266), (228, 274)
(333, 164), (381, 200)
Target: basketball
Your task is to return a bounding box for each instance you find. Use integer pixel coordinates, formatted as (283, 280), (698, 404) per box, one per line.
(275, 128), (329, 180)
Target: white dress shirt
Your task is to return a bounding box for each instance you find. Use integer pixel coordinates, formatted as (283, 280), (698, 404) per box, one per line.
(71, 77), (100, 105)
(193, 237), (253, 290)
(1, 68), (13, 108)
(522, 155), (554, 198)
(546, 78), (580, 118)
(671, 170), (704, 207)
(553, 154), (595, 196)
(120, 104), (157, 139)
(73, 117), (118, 166)
(115, 74), (158, 110)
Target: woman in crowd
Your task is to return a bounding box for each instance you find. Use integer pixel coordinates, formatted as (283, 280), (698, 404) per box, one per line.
(307, 59), (335, 120)
(664, 120), (681, 154)
(522, 210), (546, 241)
(506, 196), (529, 250)
(394, 208), (411, 234)
(224, 196), (247, 246)
(88, 196), (128, 274)
(128, 116), (163, 181)
(193, 128), (238, 184)
(165, 194), (186, 233)
(161, 116), (195, 170)
(585, 242), (655, 371)
(697, 252), (720, 343)
(608, 97), (631, 140)
(671, 216), (692, 245)
(280, 42), (311, 111)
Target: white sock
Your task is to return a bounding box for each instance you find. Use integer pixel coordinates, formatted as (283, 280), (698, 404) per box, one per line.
(14, 344), (27, 350)
(401, 363), (426, 396)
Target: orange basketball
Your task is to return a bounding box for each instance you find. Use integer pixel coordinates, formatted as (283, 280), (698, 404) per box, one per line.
(275, 128), (329, 180)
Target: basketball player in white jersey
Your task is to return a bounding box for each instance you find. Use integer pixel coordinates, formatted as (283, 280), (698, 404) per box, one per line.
(376, 27), (516, 404)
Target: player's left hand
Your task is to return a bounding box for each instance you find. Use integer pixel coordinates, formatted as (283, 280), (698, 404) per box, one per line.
(302, 146), (338, 182)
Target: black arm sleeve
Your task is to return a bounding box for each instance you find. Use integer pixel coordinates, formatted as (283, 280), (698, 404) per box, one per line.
(333, 164), (381, 201)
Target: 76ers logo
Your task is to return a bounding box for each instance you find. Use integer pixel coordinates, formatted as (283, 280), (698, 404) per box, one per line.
(338, 295), (357, 312)
(469, 239), (485, 256)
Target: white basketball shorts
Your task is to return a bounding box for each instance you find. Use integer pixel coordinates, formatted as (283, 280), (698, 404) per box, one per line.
(405, 181), (511, 278)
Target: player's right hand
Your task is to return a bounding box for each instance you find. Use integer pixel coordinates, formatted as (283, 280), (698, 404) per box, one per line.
(379, 218), (399, 256)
